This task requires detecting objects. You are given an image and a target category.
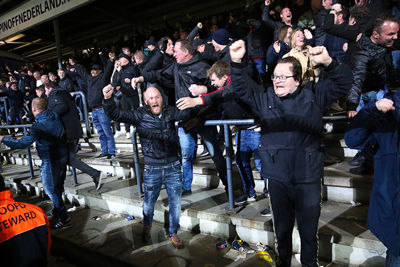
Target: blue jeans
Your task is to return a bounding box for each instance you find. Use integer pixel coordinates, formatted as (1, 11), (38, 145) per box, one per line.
(41, 159), (68, 220)
(356, 87), (388, 112)
(235, 129), (263, 197)
(351, 88), (387, 151)
(92, 108), (115, 155)
(143, 161), (182, 236)
(386, 250), (400, 267)
(178, 126), (227, 191)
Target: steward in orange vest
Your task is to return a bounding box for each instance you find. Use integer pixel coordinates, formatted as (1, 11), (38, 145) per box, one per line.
(0, 175), (51, 266)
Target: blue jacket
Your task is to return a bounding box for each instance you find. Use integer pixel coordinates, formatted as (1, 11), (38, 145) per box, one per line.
(344, 95), (400, 255)
(2, 110), (66, 161)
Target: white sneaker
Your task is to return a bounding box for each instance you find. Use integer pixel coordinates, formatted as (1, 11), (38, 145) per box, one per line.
(114, 131), (123, 138)
(247, 195), (257, 202)
(126, 132), (131, 139)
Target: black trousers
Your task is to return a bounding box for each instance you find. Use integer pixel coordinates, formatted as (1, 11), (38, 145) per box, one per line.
(268, 178), (321, 267)
(67, 139), (100, 179)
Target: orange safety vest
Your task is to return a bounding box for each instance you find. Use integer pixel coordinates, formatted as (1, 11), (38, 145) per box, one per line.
(0, 190), (51, 254)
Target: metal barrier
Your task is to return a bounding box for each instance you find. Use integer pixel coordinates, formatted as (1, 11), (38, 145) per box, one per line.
(129, 115), (350, 211)
(0, 124), (34, 179)
(0, 97), (10, 125)
(0, 124), (80, 186)
(131, 127), (143, 196)
(73, 91), (91, 138)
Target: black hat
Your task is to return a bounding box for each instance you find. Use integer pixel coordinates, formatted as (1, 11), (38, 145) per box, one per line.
(118, 53), (131, 61)
(212, 29), (230, 45)
(91, 64), (102, 71)
(144, 40), (157, 47)
(192, 38), (205, 50)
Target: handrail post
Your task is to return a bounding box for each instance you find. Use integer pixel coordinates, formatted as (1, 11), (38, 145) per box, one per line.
(0, 97), (10, 125)
(224, 124), (235, 210)
(71, 167), (78, 186)
(24, 127), (34, 179)
(75, 91), (91, 138)
(131, 127), (142, 196)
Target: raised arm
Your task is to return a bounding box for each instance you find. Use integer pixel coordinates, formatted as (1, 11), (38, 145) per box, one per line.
(102, 85), (141, 125)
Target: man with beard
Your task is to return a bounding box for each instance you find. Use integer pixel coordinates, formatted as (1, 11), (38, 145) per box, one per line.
(103, 85), (192, 248)
(132, 39), (228, 196)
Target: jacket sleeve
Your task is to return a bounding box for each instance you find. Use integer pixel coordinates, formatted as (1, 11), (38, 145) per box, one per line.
(344, 102), (380, 148)
(142, 62), (174, 85)
(2, 128), (38, 149)
(103, 59), (114, 82)
(266, 43), (284, 66)
(230, 62), (264, 116)
(187, 25), (200, 41)
(317, 60), (353, 107)
(72, 64), (91, 83)
(103, 97), (141, 125)
(324, 14), (359, 42)
(262, 5), (279, 33)
(347, 49), (370, 110)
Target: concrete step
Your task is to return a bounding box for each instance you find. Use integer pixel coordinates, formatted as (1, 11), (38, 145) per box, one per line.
(1, 147), (372, 204)
(4, 163), (386, 266)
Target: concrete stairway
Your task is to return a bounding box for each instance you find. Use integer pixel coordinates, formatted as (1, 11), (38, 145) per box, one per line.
(0, 130), (386, 266)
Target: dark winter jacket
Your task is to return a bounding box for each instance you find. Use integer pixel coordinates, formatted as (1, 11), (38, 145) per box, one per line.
(230, 60), (352, 183)
(58, 77), (74, 93)
(2, 110), (66, 160)
(266, 41), (291, 69)
(347, 36), (392, 111)
(142, 53), (210, 102)
(103, 97), (191, 165)
(344, 93), (400, 255)
(73, 60), (113, 109)
(115, 63), (140, 97)
(200, 76), (253, 120)
(47, 87), (83, 140)
(0, 88), (24, 109)
(142, 48), (164, 72)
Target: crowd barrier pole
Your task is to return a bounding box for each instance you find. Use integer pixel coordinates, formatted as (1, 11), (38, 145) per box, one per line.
(204, 119), (254, 210)
(0, 97), (10, 125)
(131, 127), (142, 196)
(0, 124), (34, 179)
(74, 91), (91, 138)
(127, 116), (350, 211)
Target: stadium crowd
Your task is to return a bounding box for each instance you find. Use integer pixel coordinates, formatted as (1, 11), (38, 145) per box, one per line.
(1, 0), (400, 266)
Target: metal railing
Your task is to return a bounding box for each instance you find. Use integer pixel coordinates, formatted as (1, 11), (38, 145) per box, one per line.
(0, 97), (10, 125)
(73, 91), (91, 138)
(0, 124), (34, 178)
(0, 113), (349, 209)
(130, 116), (349, 211)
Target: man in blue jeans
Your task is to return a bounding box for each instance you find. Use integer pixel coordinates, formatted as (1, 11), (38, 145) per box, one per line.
(103, 85), (192, 248)
(0, 97), (69, 228)
(70, 52), (116, 159)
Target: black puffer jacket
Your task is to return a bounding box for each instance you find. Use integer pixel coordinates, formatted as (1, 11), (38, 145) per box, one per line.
(47, 87), (83, 140)
(143, 53), (210, 101)
(103, 97), (190, 165)
(117, 63), (140, 97)
(347, 36), (391, 111)
(58, 77), (74, 93)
